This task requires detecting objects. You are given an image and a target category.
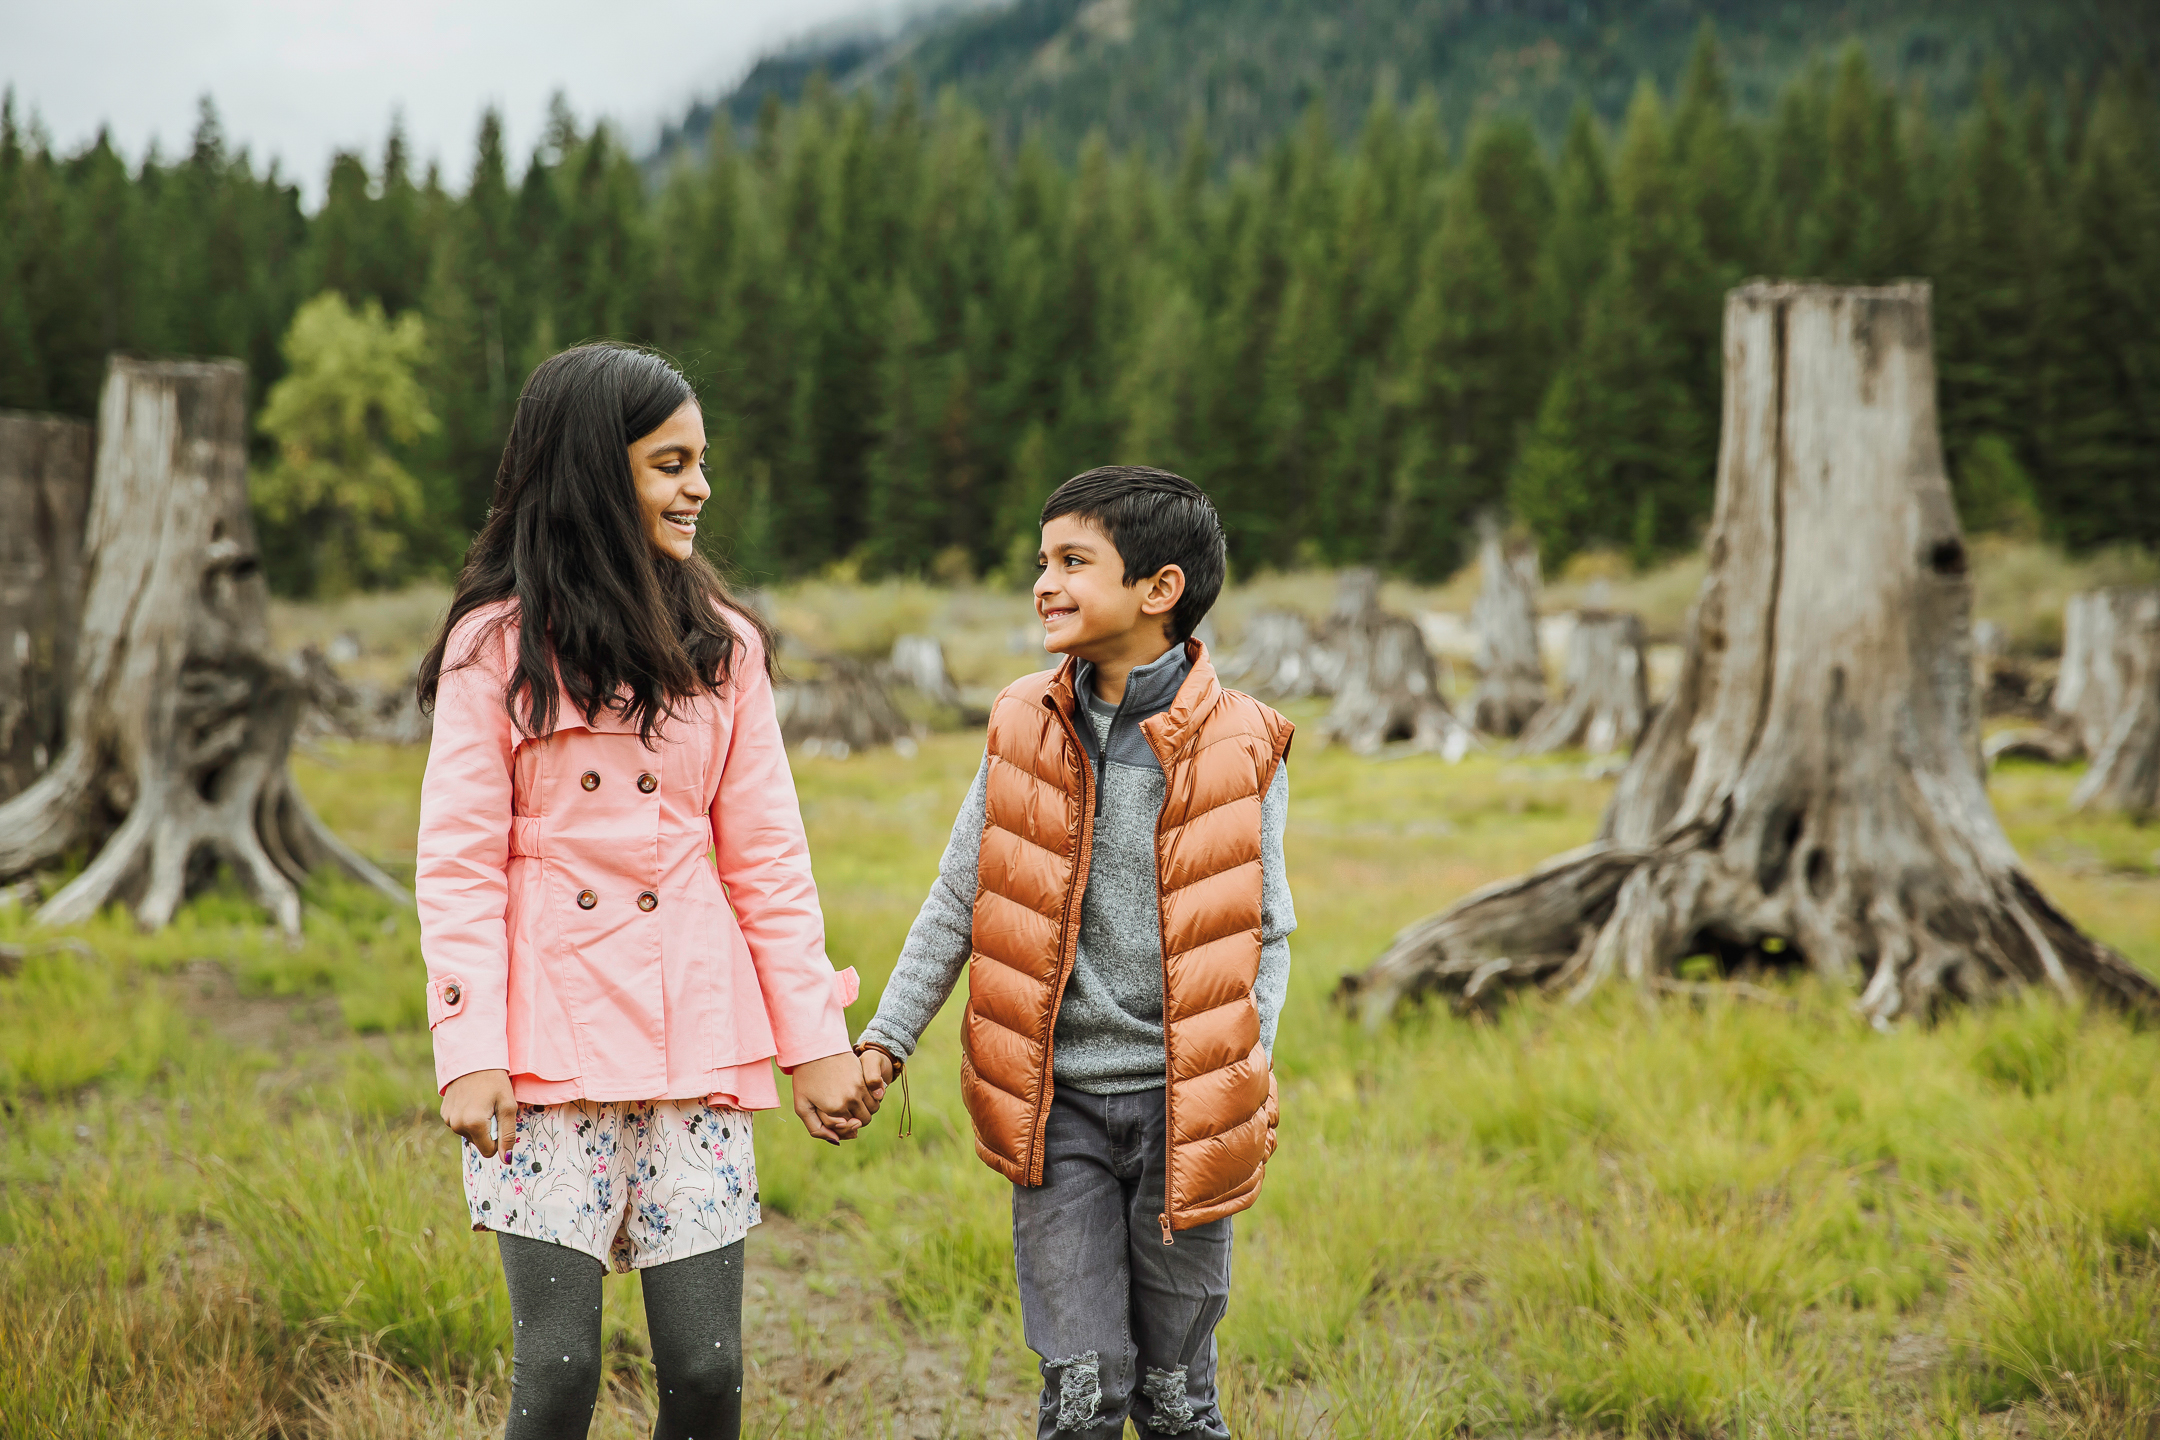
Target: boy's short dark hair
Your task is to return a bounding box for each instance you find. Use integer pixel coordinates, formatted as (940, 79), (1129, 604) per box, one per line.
(1041, 466), (1226, 643)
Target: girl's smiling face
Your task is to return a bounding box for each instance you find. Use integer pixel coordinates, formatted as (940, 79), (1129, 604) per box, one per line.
(631, 400), (709, 562)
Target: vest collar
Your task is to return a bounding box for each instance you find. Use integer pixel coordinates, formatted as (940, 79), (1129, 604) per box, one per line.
(1045, 638), (1221, 754)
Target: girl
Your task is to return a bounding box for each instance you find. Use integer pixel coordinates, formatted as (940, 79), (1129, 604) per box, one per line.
(415, 344), (872, 1440)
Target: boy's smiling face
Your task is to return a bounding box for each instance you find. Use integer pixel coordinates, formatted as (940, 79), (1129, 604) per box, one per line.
(1034, 514), (1185, 663)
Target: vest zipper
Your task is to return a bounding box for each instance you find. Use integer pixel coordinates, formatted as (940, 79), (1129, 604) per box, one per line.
(1143, 707), (1179, 1247)
(1029, 693), (1095, 1188)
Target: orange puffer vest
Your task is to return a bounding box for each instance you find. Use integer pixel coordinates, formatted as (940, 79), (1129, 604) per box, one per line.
(960, 639), (1293, 1236)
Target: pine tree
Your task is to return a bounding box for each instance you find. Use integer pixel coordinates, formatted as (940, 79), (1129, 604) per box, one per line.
(1391, 116), (1554, 574)
(1934, 72), (2045, 524)
(2043, 74), (2160, 549)
(1512, 79), (1712, 567)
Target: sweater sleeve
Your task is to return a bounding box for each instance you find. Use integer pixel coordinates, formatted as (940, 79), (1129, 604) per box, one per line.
(1254, 762), (1296, 1058)
(711, 629), (856, 1071)
(855, 754), (988, 1066)
(416, 618), (517, 1093)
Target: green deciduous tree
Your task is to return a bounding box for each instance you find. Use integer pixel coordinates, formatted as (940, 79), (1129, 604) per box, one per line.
(253, 292), (436, 596)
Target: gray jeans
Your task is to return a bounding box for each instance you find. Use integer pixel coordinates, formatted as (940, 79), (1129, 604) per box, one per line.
(1011, 1086), (1234, 1439)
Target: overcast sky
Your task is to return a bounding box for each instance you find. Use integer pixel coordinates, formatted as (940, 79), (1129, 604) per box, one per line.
(1, 0), (898, 204)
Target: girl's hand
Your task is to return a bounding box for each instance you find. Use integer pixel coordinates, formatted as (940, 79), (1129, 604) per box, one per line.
(791, 1051), (873, 1144)
(859, 1048), (894, 1109)
(442, 1068), (519, 1162)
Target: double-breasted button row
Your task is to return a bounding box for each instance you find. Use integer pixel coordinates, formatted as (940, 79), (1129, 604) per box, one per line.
(577, 770), (658, 792)
(573, 888), (660, 912)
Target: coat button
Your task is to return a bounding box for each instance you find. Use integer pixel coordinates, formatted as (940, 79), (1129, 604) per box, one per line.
(637, 772), (657, 793)
(576, 889), (598, 910)
(443, 983), (461, 1006)
(581, 771), (600, 791)
(637, 891), (658, 912)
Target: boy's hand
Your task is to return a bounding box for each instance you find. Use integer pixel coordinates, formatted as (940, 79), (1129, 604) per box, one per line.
(442, 1068), (519, 1162)
(859, 1047), (895, 1109)
(791, 1051), (873, 1144)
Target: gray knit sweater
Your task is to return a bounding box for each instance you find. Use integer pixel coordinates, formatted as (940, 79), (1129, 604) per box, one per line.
(857, 645), (1295, 1094)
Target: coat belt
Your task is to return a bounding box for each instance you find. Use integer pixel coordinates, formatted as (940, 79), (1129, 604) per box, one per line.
(508, 816), (542, 858)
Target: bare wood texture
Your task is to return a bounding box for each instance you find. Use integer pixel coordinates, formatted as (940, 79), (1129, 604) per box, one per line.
(1470, 517), (1546, 736)
(1340, 283), (2158, 1024)
(0, 360), (407, 932)
(1319, 568), (1473, 758)
(1218, 612), (1333, 700)
(2054, 587), (2160, 817)
(887, 635), (963, 709)
(0, 412), (93, 801)
(1517, 611), (1649, 756)
(294, 646), (433, 746)
(776, 653), (913, 757)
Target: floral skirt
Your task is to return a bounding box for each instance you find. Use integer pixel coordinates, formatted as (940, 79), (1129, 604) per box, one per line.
(463, 1098), (759, 1272)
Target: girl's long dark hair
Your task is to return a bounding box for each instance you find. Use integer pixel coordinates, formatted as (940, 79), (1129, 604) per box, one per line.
(417, 343), (774, 744)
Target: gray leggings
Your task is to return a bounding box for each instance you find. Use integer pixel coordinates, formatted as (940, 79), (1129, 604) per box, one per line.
(497, 1231), (744, 1440)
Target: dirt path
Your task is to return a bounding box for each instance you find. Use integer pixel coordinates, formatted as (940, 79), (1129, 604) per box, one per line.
(737, 1211), (1036, 1438)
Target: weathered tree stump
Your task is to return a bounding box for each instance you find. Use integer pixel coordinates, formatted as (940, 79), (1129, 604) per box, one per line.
(1319, 568), (1474, 758)
(1470, 516), (1546, 737)
(776, 652), (913, 758)
(1220, 611), (1329, 700)
(0, 359), (407, 932)
(1517, 611), (1649, 756)
(2053, 587), (2160, 816)
(1339, 283), (2158, 1024)
(0, 412), (93, 801)
(293, 646), (433, 746)
(887, 634), (963, 709)
(1983, 725), (2081, 767)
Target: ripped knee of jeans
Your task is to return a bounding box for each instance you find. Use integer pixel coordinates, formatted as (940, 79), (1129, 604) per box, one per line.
(1050, 1350), (1102, 1431)
(1141, 1365), (1200, 1434)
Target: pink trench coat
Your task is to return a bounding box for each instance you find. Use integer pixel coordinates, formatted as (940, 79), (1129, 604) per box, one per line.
(417, 603), (857, 1109)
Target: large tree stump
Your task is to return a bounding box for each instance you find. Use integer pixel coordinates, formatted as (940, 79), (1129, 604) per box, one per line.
(0, 360), (407, 932)
(0, 412), (93, 801)
(776, 652), (913, 758)
(887, 634), (963, 709)
(1319, 569), (1474, 758)
(2053, 587), (2160, 817)
(1470, 516), (1546, 737)
(1220, 612), (1334, 700)
(1517, 611), (1649, 756)
(1339, 283), (2159, 1024)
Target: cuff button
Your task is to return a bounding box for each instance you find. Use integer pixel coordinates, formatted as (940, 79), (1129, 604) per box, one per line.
(443, 983), (462, 1005)
(576, 889), (598, 910)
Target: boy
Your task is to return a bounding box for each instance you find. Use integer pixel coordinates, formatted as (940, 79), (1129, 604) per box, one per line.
(855, 466), (1294, 1439)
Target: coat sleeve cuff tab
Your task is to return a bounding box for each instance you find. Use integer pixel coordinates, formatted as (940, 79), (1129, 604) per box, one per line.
(832, 966), (860, 1009)
(427, 975), (468, 1029)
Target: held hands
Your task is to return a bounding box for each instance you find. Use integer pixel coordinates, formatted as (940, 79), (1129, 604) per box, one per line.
(859, 1047), (894, 1107)
(445, 1057), (878, 1152)
(791, 1051), (876, 1144)
(442, 1068), (520, 1163)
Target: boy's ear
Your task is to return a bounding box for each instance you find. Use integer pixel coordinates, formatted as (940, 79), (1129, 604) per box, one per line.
(1138, 564), (1186, 623)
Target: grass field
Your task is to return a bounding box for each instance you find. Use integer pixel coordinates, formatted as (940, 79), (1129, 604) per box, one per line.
(7, 583), (2160, 1435)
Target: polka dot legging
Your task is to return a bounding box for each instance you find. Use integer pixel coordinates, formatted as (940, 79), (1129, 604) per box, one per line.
(496, 1231), (744, 1440)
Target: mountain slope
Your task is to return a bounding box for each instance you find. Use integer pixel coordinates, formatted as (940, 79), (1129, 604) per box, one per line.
(656, 0), (2154, 165)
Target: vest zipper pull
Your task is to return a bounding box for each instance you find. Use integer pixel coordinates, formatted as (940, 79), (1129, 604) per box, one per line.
(1159, 1213), (1174, 1246)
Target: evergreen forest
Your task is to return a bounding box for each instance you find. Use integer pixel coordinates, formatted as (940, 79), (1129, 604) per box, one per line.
(1, 28), (2156, 597)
